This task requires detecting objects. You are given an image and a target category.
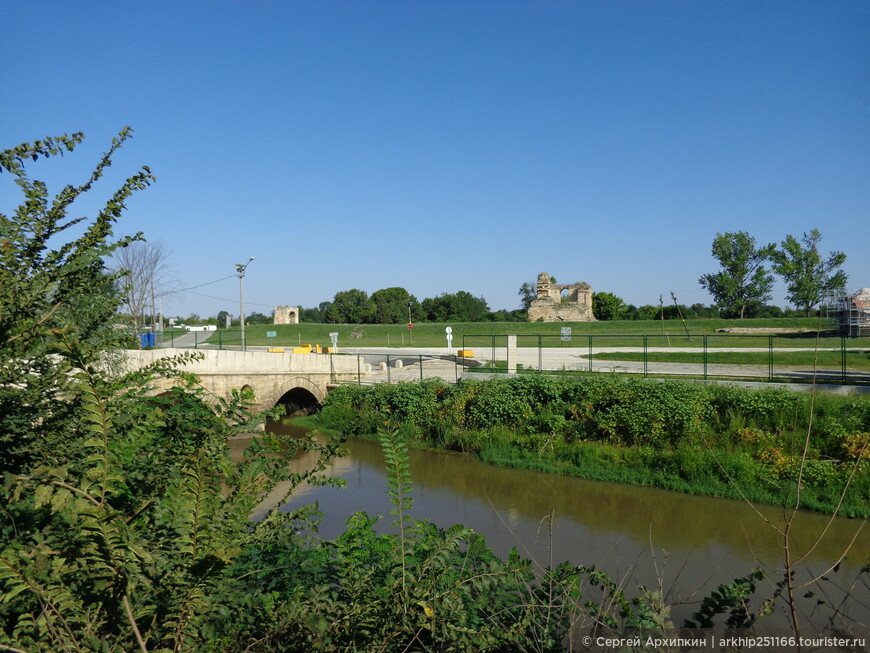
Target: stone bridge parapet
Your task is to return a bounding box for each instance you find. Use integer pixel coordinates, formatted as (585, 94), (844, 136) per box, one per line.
(123, 348), (369, 411)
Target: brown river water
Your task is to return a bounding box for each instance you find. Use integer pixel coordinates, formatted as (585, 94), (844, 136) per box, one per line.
(230, 420), (869, 637)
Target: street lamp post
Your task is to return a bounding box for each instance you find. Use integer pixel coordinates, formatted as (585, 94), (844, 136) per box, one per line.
(235, 257), (255, 351)
(408, 301), (413, 346)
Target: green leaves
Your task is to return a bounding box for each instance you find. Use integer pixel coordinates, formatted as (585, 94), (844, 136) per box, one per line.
(698, 231), (776, 319)
(771, 229), (848, 315)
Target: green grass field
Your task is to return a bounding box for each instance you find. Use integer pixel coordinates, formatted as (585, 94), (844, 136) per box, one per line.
(588, 349), (870, 371)
(185, 317), (853, 350)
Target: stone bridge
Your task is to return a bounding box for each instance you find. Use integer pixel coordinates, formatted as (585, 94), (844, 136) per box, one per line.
(123, 348), (370, 413)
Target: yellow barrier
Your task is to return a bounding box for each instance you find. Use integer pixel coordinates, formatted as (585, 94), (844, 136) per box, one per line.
(267, 347), (285, 353)
(291, 344), (322, 354)
(456, 349), (474, 358)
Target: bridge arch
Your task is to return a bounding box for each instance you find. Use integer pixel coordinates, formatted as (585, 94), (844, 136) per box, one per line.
(262, 376), (326, 415)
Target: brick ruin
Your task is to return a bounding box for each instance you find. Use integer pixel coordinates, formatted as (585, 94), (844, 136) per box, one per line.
(527, 272), (595, 322)
(273, 305), (300, 325)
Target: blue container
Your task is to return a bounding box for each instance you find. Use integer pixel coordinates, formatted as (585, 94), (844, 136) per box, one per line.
(139, 332), (156, 348)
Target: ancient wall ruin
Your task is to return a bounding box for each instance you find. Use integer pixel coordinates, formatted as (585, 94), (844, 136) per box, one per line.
(274, 305), (300, 325)
(527, 272), (595, 322)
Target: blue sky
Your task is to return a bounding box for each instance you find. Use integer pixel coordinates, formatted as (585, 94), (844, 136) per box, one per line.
(3, 1), (867, 318)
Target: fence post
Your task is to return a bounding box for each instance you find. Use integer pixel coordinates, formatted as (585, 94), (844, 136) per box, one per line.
(703, 335), (708, 380)
(768, 336), (774, 382)
(357, 354), (361, 385)
(491, 335), (496, 370)
(419, 354), (423, 381)
(588, 335), (593, 372)
(643, 335), (648, 378)
(842, 336), (847, 383)
(194, 332), (199, 350)
(387, 355), (391, 384)
(538, 335), (542, 371)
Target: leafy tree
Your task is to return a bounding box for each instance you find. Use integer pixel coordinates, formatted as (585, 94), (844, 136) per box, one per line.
(370, 286), (421, 324)
(315, 300), (334, 323)
(422, 291), (490, 322)
(698, 231), (776, 319)
(329, 288), (373, 323)
(0, 129), (147, 474)
(216, 309), (231, 328)
(0, 129), (341, 651)
(299, 305), (323, 322)
(518, 280), (537, 310)
(770, 229), (848, 316)
(592, 291), (628, 321)
(245, 310), (272, 325)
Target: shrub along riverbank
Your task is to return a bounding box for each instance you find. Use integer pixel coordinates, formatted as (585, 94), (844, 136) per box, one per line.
(315, 375), (870, 518)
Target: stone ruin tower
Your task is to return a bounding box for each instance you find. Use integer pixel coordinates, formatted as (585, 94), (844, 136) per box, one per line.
(273, 306), (300, 325)
(527, 272), (595, 322)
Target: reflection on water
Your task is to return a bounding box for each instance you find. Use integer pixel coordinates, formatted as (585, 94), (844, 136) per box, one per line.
(233, 420), (869, 633)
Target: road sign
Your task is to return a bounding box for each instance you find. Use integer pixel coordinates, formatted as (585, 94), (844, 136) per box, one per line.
(266, 330), (277, 338)
(408, 323), (413, 330)
(445, 326), (452, 334)
(560, 327), (572, 342)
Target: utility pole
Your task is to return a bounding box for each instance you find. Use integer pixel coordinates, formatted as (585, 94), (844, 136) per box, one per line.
(670, 291), (692, 340)
(235, 257), (255, 351)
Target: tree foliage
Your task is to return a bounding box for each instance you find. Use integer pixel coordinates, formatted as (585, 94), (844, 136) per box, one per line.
(698, 231), (776, 319)
(0, 128), (148, 474)
(592, 291), (628, 321)
(771, 229), (848, 316)
(370, 286), (421, 324)
(245, 310), (272, 325)
(0, 130), (340, 651)
(422, 290), (490, 322)
(328, 288), (373, 324)
(518, 280), (536, 310)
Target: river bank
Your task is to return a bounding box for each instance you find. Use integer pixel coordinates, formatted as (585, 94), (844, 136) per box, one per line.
(309, 375), (870, 518)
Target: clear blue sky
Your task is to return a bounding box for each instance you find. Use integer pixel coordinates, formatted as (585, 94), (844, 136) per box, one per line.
(3, 1), (867, 318)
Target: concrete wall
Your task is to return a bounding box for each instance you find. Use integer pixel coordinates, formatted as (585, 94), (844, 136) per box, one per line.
(125, 348), (361, 374)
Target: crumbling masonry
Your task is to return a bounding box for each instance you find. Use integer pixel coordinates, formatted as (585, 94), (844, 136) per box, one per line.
(527, 272), (595, 322)
(274, 306), (300, 325)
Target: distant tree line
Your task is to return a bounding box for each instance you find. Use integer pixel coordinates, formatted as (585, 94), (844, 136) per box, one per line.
(298, 287), (528, 324)
(190, 228), (847, 326)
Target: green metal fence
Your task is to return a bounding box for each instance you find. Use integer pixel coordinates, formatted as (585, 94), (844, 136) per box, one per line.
(151, 329), (869, 386)
(461, 333), (870, 385)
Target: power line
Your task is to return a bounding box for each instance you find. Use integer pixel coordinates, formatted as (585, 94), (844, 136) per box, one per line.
(183, 289), (275, 309)
(164, 275), (236, 295)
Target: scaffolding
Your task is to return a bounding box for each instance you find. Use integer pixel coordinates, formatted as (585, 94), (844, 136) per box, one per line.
(826, 288), (870, 337)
